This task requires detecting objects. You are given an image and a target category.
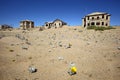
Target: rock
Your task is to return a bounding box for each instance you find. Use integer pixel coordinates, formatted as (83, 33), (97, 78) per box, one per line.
(73, 28), (77, 30)
(10, 44), (14, 46)
(48, 49), (51, 52)
(58, 56), (64, 60)
(117, 47), (120, 50)
(58, 41), (62, 47)
(16, 34), (25, 40)
(0, 36), (2, 39)
(26, 42), (31, 45)
(78, 30), (83, 32)
(86, 42), (90, 45)
(22, 45), (28, 50)
(65, 43), (72, 49)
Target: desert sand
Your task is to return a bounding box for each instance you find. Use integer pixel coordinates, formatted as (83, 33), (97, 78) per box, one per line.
(0, 26), (120, 80)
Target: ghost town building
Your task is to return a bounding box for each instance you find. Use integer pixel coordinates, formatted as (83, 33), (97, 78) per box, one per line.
(44, 19), (67, 29)
(82, 12), (111, 28)
(0, 24), (13, 30)
(20, 20), (34, 29)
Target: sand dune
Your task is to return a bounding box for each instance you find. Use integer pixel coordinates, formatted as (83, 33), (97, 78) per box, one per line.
(0, 26), (120, 80)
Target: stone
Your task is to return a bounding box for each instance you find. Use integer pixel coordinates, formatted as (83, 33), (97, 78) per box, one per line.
(117, 47), (120, 50)
(58, 41), (62, 47)
(58, 56), (64, 60)
(22, 46), (28, 50)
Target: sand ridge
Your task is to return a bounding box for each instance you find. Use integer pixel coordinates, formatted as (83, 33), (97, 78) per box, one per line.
(0, 26), (120, 80)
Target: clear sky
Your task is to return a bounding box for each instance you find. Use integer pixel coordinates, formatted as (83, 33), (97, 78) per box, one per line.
(0, 0), (120, 27)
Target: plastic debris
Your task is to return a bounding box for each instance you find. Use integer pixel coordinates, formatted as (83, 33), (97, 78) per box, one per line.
(68, 62), (77, 75)
(28, 66), (37, 73)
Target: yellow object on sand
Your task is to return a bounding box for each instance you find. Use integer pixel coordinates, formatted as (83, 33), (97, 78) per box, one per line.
(71, 67), (77, 73)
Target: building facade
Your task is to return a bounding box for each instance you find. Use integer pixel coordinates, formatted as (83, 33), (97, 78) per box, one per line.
(20, 20), (34, 29)
(0, 24), (13, 30)
(82, 12), (111, 28)
(44, 19), (67, 29)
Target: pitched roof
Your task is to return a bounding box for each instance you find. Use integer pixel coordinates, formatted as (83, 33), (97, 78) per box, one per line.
(53, 19), (63, 22)
(86, 12), (110, 16)
(20, 19), (34, 22)
(53, 19), (67, 24)
(45, 19), (67, 25)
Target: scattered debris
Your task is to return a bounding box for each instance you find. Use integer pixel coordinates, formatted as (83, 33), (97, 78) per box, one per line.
(15, 34), (25, 40)
(58, 41), (62, 47)
(26, 42), (31, 45)
(68, 62), (77, 76)
(58, 56), (64, 60)
(65, 43), (72, 49)
(28, 66), (37, 73)
(22, 45), (28, 50)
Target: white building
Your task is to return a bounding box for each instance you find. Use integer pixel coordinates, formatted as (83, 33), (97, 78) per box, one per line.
(44, 19), (67, 29)
(82, 12), (111, 28)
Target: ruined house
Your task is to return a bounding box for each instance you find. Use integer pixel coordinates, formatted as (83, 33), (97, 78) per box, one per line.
(82, 12), (111, 28)
(44, 19), (67, 29)
(0, 24), (13, 30)
(20, 20), (34, 29)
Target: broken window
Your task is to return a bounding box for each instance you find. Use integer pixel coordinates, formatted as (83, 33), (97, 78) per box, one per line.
(96, 22), (100, 25)
(59, 23), (61, 26)
(106, 16), (108, 20)
(46, 24), (48, 26)
(84, 18), (86, 21)
(102, 22), (104, 25)
(102, 15), (104, 19)
(106, 23), (108, 26)
(91, 22), (95, 26)
(88, 23), (90, 26)
(97, 16), (99, 20)
(88, 17), (89, 20)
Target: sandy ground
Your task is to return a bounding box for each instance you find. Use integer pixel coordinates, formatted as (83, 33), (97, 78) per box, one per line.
(0, 26), (120, 80)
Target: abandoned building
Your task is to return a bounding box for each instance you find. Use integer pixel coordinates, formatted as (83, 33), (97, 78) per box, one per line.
(44, 19), (67, 29)
(0, 24), (13, 30)
(20, 20), (34, 29)
(82, 12), (111, 28)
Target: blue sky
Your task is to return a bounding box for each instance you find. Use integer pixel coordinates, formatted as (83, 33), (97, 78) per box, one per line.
(0, 0), (120, 27)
